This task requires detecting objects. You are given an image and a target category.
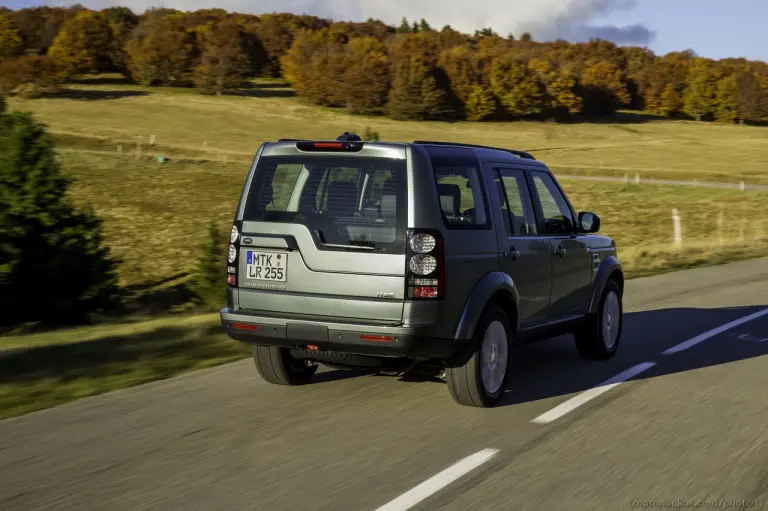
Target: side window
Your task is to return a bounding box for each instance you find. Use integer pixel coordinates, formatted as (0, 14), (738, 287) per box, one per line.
(531, 171), (576, 234)
(495, 168), (538, 236)
(433, 166), (489, 227)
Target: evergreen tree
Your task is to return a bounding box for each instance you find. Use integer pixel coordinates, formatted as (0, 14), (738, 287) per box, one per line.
(397, 17), (410, 34)
(0, 100), (120, 327)
(188, 220), (226, 310)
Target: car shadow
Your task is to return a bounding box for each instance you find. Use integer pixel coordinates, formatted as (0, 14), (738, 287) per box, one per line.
(307, 306), (768, 406)
(498, 305), (768, 407)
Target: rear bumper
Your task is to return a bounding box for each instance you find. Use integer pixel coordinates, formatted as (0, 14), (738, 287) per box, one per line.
(220, 308), (467, 361)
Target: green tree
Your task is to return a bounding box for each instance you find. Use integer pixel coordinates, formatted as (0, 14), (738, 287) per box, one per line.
(188, 220), (226, 310)
(683, 60), (719, 121)
(465, 85), (497, 121)
(659, 83), (682, 116)
(47, 11), (113, 77)
(194, 19), (251, 95)
(0, 100), (120, 328)
(547, 74), (582, 117)
(397, 17), (410, 34)
(0, 15), (23, 61)
(418, 19), (432, 32)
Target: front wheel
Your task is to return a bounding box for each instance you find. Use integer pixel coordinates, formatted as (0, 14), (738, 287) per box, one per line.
(574, 279), (623, 360)
(252, 345), (317, 385)
(446, 306), (512, 408)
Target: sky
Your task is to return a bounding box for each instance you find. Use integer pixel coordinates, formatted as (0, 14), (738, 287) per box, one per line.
(2, 0), (766, 62)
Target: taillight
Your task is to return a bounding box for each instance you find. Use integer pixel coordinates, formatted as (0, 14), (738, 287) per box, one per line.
(406, 229), (444, 299)
(228, 221), (241, 287)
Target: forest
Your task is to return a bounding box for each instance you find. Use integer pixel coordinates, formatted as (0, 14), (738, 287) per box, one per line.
(0, 5), (766, 124)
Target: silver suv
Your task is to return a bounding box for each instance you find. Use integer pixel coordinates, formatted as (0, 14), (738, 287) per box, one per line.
(220, 133), (624, 408)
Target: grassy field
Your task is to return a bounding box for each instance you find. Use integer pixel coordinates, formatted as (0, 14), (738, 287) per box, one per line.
(7, 76), (767, 287)
(1, 76), (766, 419)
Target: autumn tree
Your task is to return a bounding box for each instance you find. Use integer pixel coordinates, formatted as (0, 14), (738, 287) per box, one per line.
(104, 6), (138, 74)
(659, 83), (682, 116)
(579, 60), (631, 115)
(489, 56), (546, 118)
(0, 55), (62, 98)
(0, 15), (23, 61)
(683, 59), (720, 121)
(338, 37), (391, 114)
(194, 19), (251, 95)
(386, 33), (458, 120)
(47, 10), (112, 77)
(716, 72), (768, 124)
(10, 6), (82, 55)
(125, 16), (198, 86)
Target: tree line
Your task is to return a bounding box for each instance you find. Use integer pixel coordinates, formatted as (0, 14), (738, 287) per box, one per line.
(0, 5), (766, 124)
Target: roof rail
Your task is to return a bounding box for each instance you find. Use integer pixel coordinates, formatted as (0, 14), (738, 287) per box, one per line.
(413, 140), (535, 160)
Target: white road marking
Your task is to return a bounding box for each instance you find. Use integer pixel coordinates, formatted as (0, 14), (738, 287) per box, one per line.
(531, 362), (657, 424)
(662, 308), (768, 355)
(373, 448), (500, 511)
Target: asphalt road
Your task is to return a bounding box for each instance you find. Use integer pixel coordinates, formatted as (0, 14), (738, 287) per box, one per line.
(2, 258), (768, 511)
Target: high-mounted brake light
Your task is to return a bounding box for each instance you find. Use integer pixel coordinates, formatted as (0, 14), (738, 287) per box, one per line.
(296, 140), (364, 153)
(406, 229), (444, 300)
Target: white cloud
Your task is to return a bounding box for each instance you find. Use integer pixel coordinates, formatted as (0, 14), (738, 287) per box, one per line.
(47, 0), (656, 45)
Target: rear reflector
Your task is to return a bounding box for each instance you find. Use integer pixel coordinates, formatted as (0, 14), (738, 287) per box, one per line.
(227, 274), (236, 286)
(307, 344), (319, 350)
(232, 323), (258, 331)
(360, 334), (392, 342)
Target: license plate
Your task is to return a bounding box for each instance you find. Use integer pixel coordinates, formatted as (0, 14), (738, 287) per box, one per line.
(245, 251), (287, 281)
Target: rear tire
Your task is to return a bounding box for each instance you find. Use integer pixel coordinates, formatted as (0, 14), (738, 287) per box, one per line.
(252, 345), (317, 385)
(446, 306), (512, 408)
(574, 279), (623, 360)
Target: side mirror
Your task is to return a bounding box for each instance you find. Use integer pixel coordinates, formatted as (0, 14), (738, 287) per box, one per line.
(578, 212), (600, 233)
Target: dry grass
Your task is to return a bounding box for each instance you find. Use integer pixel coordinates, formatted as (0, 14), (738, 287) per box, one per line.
(5, 76), (768, 287)
(0, 314), (250, 420)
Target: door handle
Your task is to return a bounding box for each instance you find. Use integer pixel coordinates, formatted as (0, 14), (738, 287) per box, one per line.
(554, 244), (567, 257)
(508, 246), (521, 260)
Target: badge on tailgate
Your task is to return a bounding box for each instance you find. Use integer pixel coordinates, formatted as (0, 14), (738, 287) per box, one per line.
(246, 250), (287, 281)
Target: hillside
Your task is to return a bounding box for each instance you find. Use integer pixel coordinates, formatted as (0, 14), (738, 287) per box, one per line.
(7, 77), (768, 299)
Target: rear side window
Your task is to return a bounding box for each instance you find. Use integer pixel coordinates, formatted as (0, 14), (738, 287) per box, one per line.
(243, 155), (406, 253)
(424, 146), (490, 229)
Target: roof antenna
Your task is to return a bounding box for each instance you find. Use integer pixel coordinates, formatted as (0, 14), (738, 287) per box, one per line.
(336, 132), (362, 142)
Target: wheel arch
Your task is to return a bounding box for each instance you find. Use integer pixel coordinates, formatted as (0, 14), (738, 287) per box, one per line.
(453, 272), (520, 341)
(589, 255), (624, 315)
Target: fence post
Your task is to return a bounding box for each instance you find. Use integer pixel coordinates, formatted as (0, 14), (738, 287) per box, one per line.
(149, 134), (156, 146)
(634, 173), (640, 184)
(672, 208), (682, 248)
(740, 181), (745, 191)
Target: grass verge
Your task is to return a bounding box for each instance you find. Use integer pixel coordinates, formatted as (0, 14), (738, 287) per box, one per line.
(0, 315), (250, 420)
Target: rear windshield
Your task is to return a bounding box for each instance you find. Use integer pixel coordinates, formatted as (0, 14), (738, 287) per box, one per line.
(243, 155), (407, 253)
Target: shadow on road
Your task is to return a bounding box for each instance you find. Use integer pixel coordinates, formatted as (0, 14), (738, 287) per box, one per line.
(298, 305), (768, 407)
(498, 305), (768, 407)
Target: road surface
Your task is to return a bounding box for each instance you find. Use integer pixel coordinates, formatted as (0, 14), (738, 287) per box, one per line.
(2, 258), (767, 511)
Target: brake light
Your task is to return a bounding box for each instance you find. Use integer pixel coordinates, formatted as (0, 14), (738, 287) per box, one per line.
(296, 141), (364, 153)
(406, 229), (444, 299)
